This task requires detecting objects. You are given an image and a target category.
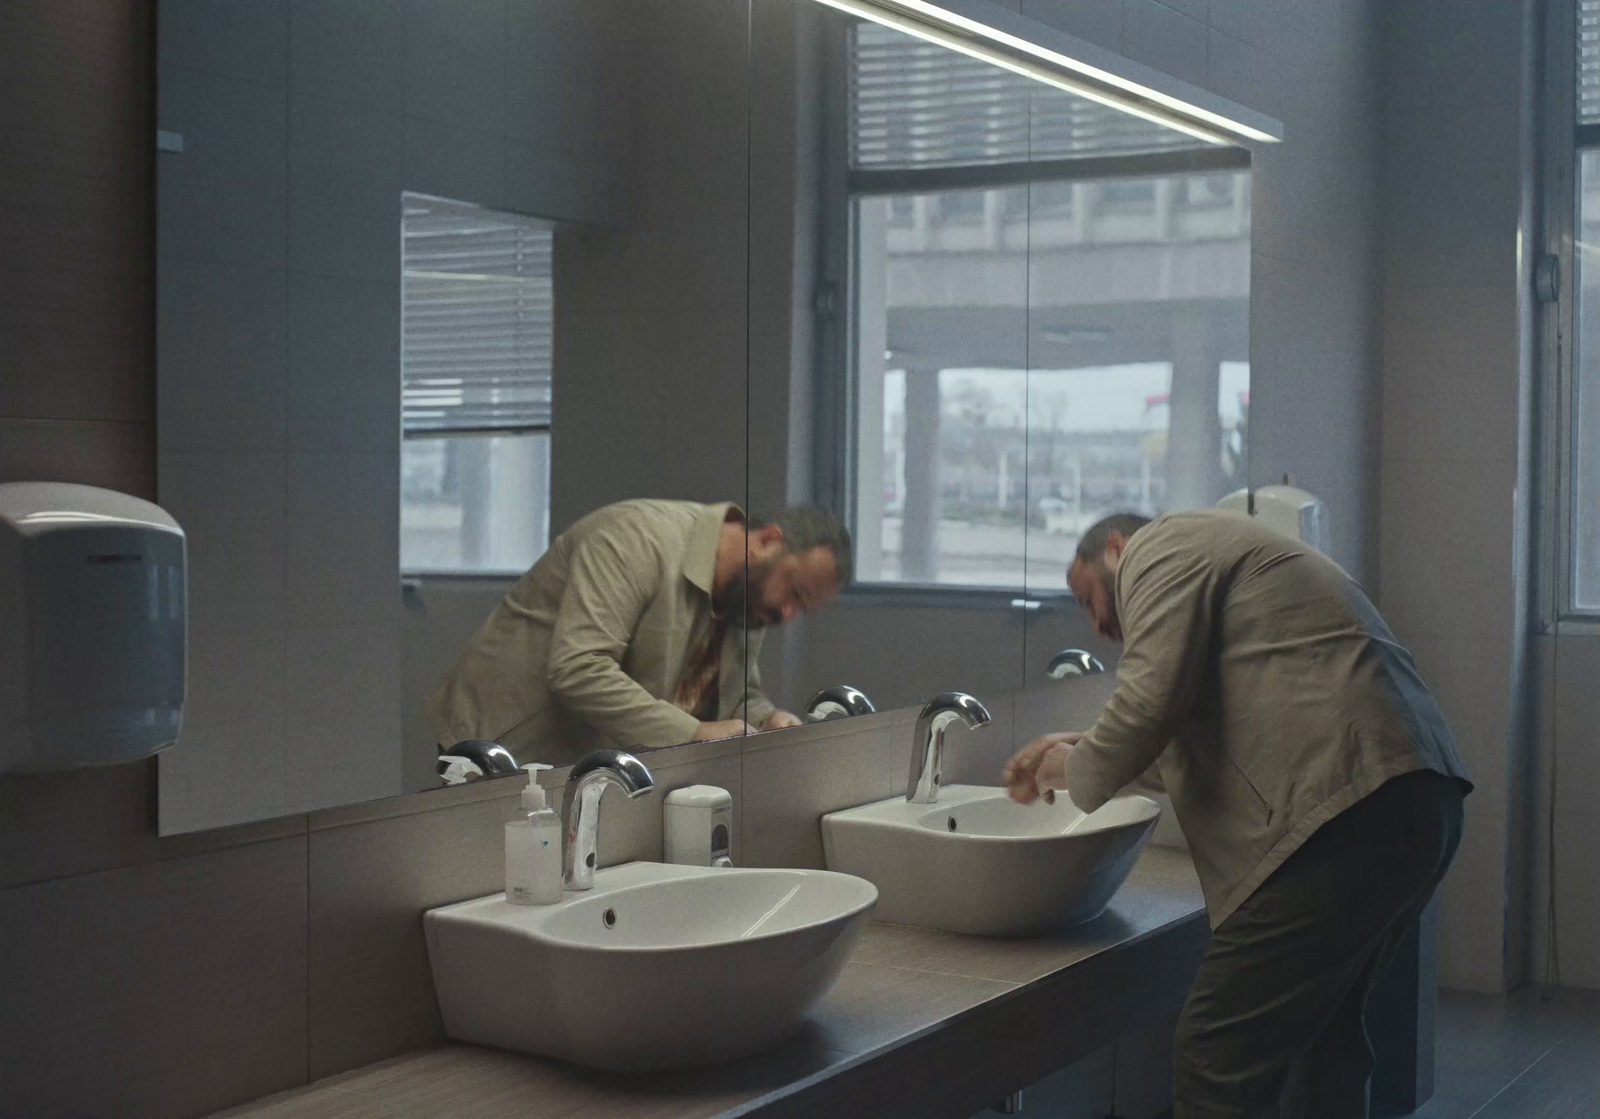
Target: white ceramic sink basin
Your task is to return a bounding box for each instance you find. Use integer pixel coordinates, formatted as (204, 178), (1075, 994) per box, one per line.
(424, 861), (876, 1071)
(821, 784), (1160, 936)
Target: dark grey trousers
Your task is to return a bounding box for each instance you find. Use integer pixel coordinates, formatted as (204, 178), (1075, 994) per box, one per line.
(1172, 769), (1467, 1119)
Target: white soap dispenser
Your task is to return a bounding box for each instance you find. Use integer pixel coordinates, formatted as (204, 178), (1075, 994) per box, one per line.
(664, 785), (734, 867)
(506, 764), (562, 905)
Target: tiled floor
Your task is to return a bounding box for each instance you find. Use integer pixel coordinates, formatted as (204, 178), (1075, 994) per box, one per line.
(1409, 986), (1598, 1118)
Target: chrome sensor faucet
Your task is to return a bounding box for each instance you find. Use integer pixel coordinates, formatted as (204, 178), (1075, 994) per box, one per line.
(905, 692), (991, 804)
(562, 749), (655, 891)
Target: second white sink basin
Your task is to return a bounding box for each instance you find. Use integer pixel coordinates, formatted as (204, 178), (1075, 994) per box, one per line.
(424, 861), (876, 1071)
(822, 785), (1160, 936)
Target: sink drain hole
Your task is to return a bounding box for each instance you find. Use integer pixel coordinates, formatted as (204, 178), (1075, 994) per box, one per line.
(602, 907), (617, 929)
(947, 816), (957, 832)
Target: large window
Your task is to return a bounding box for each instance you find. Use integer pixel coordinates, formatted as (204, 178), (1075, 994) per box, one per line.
(840, 23), (1251, 590)
(1572, 153), (1600, 610)
(1550, 3), (1600, 613)
(399, 193), (553, 575)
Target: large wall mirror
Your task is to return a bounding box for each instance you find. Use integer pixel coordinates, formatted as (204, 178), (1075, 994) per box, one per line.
(156, 0), (1254, 835)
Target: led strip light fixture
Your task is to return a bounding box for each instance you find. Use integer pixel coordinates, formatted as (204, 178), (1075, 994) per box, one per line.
(810, 0), (1283, 148)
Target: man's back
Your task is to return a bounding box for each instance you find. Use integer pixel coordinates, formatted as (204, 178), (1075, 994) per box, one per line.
(1067, 510), (1471, 924)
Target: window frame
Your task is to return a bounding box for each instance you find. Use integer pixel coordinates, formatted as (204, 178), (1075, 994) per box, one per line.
(811, 16), (1251, 602)
(1538, 0), (1600, 624)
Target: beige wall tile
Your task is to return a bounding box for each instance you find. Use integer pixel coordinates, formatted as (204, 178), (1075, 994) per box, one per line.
(305, 794), (514, 1079)
(1, 757), (308, 889)
(1378, 456), (1517, 645)
(0, 836), (309, 1119)
(938, 691), (1017, 787)
(593, 748), (745, 868)
(1435, 802), (1509, 992)
(0, 284), (153, 421)
(0, 1), (153, 163)
(741, 722), (900, 869)
(0, 417), (155, 498)
(1, 761), (162, 887)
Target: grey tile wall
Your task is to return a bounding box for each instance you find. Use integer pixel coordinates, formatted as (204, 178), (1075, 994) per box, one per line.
(286, 278), (401, 454)
(161, 629), (292, 831)
(284, 622), (403, 811)
(289, 0), (403, 110)
(286, 96), (403, 282)
(1375, 0), (1533, 992)
(1122, 0), (1209, 88)
(159, 453), (289, 635)
(157, 262), (289, 452)
(156, 66), (288, 269)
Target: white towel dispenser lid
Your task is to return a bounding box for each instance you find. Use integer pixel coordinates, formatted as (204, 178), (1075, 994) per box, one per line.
(665, 785), (733, 808)
(1217, 484), (1329, 554)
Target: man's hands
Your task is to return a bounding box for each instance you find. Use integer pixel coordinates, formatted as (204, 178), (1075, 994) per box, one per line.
(692, 718), (758, 742)
(690, 710), (802, 742)
(1001, 732), (1083, 805)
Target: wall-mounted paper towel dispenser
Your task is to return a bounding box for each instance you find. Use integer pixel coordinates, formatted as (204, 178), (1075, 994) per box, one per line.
(0, 482), (187, 773)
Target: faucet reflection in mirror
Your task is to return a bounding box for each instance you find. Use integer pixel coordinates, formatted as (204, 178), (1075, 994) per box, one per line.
(906, 692), (992, 804)
(435, 739), (521, 786)
(1047, 650), (1105, 681)
(562, 749), (656, 891)
(804, 684), (877, 721)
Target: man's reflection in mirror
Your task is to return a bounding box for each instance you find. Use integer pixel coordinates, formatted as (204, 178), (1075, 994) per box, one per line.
(430, 500), (849, 765)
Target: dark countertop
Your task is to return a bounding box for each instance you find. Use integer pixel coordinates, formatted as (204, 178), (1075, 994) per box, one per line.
(214, 847), (1207, 1119)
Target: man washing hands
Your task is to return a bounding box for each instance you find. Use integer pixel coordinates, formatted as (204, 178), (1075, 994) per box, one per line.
(1000, 731), (1080, 806)
(1001, 511), (1470, 1119)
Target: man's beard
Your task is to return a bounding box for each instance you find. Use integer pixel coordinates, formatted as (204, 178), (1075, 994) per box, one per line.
(723, 562), (779, 630)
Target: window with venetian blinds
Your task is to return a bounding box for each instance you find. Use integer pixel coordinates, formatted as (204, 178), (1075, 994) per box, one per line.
(401, 192), (553, 437)
(846, 20), (1203, 173)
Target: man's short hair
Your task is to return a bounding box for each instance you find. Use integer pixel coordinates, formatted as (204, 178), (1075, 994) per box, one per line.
(753, 505), (853, 584)
(1075, 512), (1152, 563)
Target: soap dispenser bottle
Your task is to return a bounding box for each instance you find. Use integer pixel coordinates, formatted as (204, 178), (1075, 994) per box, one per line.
(506, 764), (561, 905)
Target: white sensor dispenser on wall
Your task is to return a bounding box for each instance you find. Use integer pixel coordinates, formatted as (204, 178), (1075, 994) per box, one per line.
(1218, 484), (1330, 553)
(664, 785), (733, 867)
(0, 482), (187, 773)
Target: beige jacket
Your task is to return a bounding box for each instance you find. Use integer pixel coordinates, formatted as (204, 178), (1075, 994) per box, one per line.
(429, 500), (776, 766)
(1062, 510), (1471, 928)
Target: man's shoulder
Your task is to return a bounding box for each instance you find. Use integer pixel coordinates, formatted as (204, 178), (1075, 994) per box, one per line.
(576, 499), (716, 537)
(1125, 509), (1226, 557)
(1118, 509), (1272, 586)
(561, 499), (729, 576)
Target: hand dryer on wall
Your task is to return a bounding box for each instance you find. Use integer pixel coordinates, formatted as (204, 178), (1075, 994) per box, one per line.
(1217, 484), (1329, 553)
(1, 482), (187, 773)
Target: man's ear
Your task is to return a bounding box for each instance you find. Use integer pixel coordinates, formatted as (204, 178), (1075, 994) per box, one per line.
(1103, 531), (1127, 563)
(751, 523), (786, 555)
